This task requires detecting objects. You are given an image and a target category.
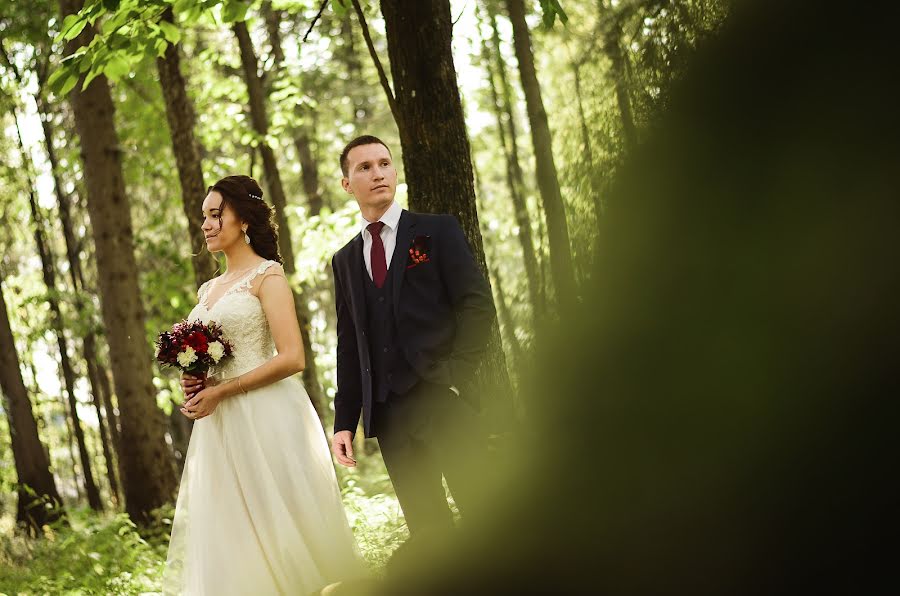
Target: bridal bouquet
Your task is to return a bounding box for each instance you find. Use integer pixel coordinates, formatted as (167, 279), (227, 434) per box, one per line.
(155, 319), (234, 376)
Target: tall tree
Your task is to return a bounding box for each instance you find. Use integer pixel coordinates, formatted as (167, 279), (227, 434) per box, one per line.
(337, 7), (373, 126)
(259, 7), (324, 215)
(599, 0), (637, 150)
(2, 35), (120, 506)
(233, 18), (326, 418)
(479, 2), (542, 320)
(570, 53), (604, 218)
(490, 267), (524, 388)
(156, 7), (218, 291)
(35, 92), (122, 504)
(0, 277), (65, 534)
(374, 0), (514, 423)
(233, 20), (292, 263)
(505, 0), (577, 311)
(60, 0), (177, 523)
(22, 134), (103, 511)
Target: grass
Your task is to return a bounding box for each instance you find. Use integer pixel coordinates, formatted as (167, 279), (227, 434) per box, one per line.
(0, 459), (410, 594)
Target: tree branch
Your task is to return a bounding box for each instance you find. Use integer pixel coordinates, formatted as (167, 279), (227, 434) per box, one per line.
(302, 0), (330, 43)
(350, 0), (399, 126)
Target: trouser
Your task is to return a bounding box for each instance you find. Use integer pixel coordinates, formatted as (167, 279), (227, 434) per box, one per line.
(373, 380), (488, 536)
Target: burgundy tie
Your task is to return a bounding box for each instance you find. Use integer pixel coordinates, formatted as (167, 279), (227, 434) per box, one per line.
(367, 221), (387, 288)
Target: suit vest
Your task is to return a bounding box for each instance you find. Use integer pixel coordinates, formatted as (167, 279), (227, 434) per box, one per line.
(361, 257), (418, 401)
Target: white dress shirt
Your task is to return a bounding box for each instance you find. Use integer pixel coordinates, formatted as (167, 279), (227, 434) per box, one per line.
(360, 200), (402, 280)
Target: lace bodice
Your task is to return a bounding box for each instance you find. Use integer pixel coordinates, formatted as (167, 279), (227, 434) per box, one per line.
(186, 260), (280, 380)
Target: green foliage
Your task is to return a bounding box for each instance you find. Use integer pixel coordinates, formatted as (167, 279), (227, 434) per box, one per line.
(47, 0), (259, 96)
(0, 508), (167, 593)
(538, 0), (569, 28)
(0, 482), (410, 589)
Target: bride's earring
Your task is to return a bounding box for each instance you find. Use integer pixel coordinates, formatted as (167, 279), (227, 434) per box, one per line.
(242, 225), (250, 244)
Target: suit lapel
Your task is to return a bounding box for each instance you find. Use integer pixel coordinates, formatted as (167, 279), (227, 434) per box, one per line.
(391, 210), (415, 320)
(346, 233), (368, 328)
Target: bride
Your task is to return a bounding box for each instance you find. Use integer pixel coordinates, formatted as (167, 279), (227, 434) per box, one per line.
(163, 175), (364, 594)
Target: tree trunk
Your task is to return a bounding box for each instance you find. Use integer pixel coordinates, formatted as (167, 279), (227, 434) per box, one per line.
(14, 111), (103, 511)
(602, 8), (637, 150)
(379, 0), (513, 426)
(233, 19), (326, 420)
(295, 130), (324, 217)
(262, 1), (286, 72)
(156, 7), (217, 292)
(34, 90), (122, 505)
(490, 267), (524, 392)
(479, 3), (541, 321)
(167, 396), (192, 471)
(96, 349), (120, 448)
(339, 9), (372, 125)
(28, 183), (103, 511)
(60, 0), (177, 523)
(233, 21), (293, 268)
(505, 0), (577, 312)
(85, 353), (120, 504)
(0, 278), (65, 534)
(259, 8), (327, 218)
(571, 57), (604, 219)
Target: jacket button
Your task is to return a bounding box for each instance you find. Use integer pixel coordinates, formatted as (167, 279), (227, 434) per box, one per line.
(383, 347), (389, 353)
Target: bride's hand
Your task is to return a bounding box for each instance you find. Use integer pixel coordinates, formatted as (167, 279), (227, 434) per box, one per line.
(180, 385), (221, 420)
(180, 372), (205, 399)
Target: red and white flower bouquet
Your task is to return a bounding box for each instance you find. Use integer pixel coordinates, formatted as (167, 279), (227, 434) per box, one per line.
(155, 319), (234, 376)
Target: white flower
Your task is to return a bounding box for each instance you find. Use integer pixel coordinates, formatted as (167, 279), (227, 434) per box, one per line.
(207, 341), (225, 363)
(177, 346), (197, 368)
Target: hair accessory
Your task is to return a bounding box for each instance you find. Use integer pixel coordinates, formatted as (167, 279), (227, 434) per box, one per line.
(248, 193), (262, 201)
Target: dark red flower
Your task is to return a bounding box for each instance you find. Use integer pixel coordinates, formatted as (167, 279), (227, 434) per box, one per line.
(185, 330), (208, 353)
(407, 234), (432, 269)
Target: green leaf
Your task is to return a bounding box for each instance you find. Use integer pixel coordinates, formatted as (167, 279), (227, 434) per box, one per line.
(82, 63), (105, 91)
(63, 17), (88, 41)
(539, 0), (569, 29)
(155, 38), (169, 58)
(158, 20), (181, 45)
(47, 67), (77, 96)
(104, 54), (130, 81)
(59, 72), (79, 96)
(331, 0), (351, 18)
(54, 14), (79, 43)
(222, 0), (250, 23)
(46, 66), (67, 89)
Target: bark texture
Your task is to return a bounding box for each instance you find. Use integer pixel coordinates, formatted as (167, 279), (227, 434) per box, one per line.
(0, 279), (65, 533)
(60, 0), (177, 523)
(380, 0), (514, 425)
(505, 0), (578, 311)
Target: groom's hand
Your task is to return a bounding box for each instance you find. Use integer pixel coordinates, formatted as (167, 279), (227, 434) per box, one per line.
(331, 430), (357, 467)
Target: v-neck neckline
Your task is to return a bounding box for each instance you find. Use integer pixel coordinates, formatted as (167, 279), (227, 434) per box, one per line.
(201, 260), (269, 311)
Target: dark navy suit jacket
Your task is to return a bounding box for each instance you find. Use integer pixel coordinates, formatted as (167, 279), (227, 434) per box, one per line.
(331, 209), (495, 438)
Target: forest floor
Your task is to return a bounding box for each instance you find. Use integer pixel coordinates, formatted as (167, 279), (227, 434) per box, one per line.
(0, 455), (414, 594)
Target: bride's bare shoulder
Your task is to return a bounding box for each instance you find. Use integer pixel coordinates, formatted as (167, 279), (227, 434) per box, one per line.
(251, 261), (287, 295)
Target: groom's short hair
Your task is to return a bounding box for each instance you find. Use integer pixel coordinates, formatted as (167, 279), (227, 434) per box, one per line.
(340, 135), (392, 177)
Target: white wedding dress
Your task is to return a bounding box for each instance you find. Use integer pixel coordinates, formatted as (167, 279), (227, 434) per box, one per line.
(163, 260), (364, 595)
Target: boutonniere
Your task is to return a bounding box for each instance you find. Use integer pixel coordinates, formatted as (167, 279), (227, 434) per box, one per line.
(407, 234), (432, 269)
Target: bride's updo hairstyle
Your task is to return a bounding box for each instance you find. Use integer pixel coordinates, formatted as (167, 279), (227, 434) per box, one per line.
(209, 175), (284, 265)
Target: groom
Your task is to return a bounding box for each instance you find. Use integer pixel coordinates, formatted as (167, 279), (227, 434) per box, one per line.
(330, 135), (495, 536)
